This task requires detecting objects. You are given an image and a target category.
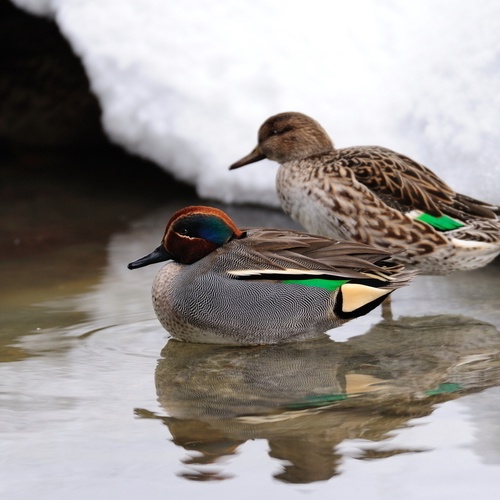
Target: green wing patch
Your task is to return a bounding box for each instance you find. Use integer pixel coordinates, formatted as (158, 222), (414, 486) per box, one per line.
(425, 383), (462, 396)
(287, 393), (348, 409)
(416, 213), (465, 231)
(283, 278), (349, 291)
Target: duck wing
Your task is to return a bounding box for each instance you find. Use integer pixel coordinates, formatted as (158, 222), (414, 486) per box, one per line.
(222, 228), (411, 284)
(338, 146), (498, 220)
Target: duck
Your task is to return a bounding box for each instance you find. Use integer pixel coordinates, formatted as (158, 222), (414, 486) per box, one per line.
(229, 111), (500, 274)
(128, 206), (414, 345)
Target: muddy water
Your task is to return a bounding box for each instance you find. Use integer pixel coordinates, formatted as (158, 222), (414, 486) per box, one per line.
(2, 155), (500, 499)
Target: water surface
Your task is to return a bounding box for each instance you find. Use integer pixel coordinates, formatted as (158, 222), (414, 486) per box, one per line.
(2, 163), (500, 499)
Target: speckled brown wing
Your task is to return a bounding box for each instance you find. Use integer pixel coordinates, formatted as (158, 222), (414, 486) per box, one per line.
(337, 146), (498, 220)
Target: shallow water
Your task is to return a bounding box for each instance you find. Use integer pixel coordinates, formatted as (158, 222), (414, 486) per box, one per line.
(2, 167), (500, 499)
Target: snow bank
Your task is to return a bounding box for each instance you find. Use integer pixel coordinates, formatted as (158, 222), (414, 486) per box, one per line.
(11, 0), (500, 206)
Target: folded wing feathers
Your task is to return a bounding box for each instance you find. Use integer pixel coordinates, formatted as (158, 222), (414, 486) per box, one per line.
(344, 147), (499, 221)
(228, 229), (415, 287)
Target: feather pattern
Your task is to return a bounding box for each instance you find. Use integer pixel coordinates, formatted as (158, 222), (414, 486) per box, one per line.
(220, 228), (405, 283)
(338, 146), (498, 220)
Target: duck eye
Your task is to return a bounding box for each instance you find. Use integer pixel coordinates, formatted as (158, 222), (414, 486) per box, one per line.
(272, 125), (293, 136)
(178, 228), (189, 235)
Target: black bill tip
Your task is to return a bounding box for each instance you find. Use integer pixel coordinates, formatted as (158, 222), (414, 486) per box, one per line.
(127, 245), (172, 270)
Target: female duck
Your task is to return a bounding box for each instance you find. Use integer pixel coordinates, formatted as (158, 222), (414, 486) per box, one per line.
(128, 206), (413, 345)
(230, 112), (500, 274)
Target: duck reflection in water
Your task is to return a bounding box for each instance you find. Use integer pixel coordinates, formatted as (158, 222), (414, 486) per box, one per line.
(136, 314), (500, 484)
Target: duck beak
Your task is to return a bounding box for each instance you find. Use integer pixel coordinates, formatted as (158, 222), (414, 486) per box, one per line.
(229, 145), (266, 170)
(127, 245), (172, 270)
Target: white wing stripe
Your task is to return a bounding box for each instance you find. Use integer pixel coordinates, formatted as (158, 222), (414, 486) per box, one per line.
(228, 268), (328, 277)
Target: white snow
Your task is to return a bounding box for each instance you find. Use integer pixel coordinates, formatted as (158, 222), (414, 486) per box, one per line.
(11, 0), (500, 206)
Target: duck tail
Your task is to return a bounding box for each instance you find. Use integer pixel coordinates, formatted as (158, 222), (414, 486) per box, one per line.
(333, 266), (416, 320)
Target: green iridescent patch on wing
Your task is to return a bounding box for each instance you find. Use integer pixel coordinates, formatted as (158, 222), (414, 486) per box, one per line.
(424, 383), (462, 396)
(415, 213), (465, 231)
(287, 393), (348, 409)
(283, 278), (349, 291)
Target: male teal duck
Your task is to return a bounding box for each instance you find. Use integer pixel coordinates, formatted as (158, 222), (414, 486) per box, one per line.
(128, 206), (414, 345)
(230, 112), (500, 274)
